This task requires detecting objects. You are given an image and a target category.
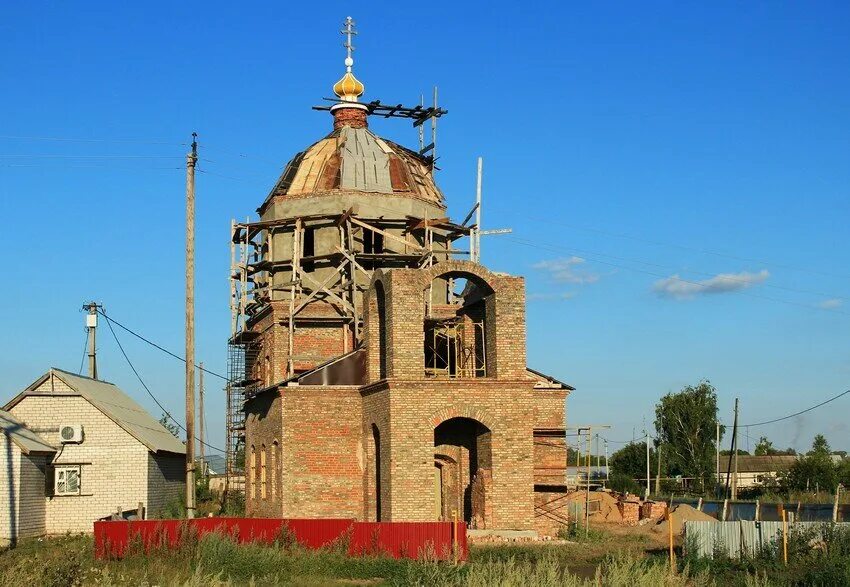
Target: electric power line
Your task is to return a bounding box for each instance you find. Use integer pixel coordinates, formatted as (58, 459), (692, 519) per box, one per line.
(741, 389), (850, 428)
(96, 309), (228, 381)
(78, 329), (89, 375)
(0, 134), (187, 146)
(101, 308), (225, 454)
(0, 154), (181, 159)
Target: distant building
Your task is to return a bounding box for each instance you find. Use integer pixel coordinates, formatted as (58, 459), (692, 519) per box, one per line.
(1, 368), (185, 546)
(717, 455), (799, 488)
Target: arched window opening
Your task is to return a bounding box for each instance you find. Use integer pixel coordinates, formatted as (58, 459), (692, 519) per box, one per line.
(249, 445), (256, 501)
(372, 424), (382, 521)
(362, 227), (384, 270)
(302, 226), (316, 272)
(424, 273), (492, 378)
(374, 281), (387, 379)
(260, 445), (267, 499)
(271, 440), (279, 498)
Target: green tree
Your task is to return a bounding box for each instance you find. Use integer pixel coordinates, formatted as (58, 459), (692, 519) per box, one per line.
(786, 434), (838, 492)
(809, 434), (831, 456)
(755, 436), (776, 456)
(610, 441), (657, 486)
(655, 380), (721, 482)
(837, 459), (850, 487)
(159, 413), (181, 438)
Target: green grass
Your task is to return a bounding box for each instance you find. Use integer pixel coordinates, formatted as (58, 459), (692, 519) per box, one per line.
(4, 524), (847, 586)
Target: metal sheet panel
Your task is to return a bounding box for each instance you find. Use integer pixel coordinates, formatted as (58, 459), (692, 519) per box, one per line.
(685, 521), (850, 559)
(339, 127), (393, 193)
(94, 518), (466, 562)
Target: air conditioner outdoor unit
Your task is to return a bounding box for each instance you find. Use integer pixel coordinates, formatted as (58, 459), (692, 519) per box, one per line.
(59, 424), (83, 444)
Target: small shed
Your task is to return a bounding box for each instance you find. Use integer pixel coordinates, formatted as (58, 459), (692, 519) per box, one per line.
(1, 409), (56, 546)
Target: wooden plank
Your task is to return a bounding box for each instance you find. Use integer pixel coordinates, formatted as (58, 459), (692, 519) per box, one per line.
(350, 216), (426, 253)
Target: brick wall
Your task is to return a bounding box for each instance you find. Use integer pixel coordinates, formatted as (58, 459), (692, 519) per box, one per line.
(244, 391), (283, 517)
(281, 386), (363, 518)
(1, 434), (50, 545)
(361, 385), (390, 521)
(367, 262), (528, 382)
(244, 259), (559, 533)
(534, 433), (569, 486)
(534, 390), (568, 430)
(371, 380), (536, 530)
(146, 453), (185, 517)
(10, 396), (160, 534)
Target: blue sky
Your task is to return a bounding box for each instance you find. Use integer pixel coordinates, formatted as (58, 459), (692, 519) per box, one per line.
(1, 2), (848, 455)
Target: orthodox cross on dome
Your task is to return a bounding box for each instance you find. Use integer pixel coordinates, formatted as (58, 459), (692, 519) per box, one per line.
(333, 17), (365, 103)
(341, 16), (357, 73)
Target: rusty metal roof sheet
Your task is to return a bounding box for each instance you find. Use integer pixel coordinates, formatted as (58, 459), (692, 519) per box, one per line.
(268, 128), (444, 205)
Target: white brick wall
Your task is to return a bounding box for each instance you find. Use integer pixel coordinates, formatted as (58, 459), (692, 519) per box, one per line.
(0, 434), (47, 545)
(0, 433), (20, 545)
(10, 396), (155, 534)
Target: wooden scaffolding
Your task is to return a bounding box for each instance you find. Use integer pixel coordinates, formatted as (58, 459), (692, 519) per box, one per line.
(225, 208), (473, 475)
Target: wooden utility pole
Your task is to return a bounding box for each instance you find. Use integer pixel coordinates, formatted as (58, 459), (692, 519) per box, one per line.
(715, 421), (720, 497)
(655, 413), (662, 495)
(724, 398), (739, 500)
(733, 399), (740, 500)
(199, 361), (205, 478)
(644, 419), (651, 498)
(185, 133), (198, 519)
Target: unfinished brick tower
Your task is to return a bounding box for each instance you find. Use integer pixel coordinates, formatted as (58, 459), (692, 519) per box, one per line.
(233, 18), (573, 533)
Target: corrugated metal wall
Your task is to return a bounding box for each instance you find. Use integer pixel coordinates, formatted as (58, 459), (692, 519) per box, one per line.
(94, 517), (467, 562)
(685, 521), (850, 558)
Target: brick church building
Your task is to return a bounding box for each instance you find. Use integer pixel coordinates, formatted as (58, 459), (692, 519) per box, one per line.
(236, 18), (572, 533)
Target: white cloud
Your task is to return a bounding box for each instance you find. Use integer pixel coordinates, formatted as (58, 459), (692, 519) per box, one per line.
(818, 298), (843, 310)
(533, 257), (600, 285)
(653, 269), (770, 300)
(527, 291), (578, 302)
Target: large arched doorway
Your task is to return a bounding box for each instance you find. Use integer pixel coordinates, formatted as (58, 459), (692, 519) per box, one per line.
(433, 417), (492, 528)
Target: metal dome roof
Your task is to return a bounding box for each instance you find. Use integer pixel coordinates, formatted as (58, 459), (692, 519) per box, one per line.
(267, 126), (444, 206)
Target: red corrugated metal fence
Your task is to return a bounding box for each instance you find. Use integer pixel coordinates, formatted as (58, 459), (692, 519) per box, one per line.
(94, 518), (467, 561)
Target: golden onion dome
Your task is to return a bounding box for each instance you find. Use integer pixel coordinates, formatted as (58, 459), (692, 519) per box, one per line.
(333, 71), (365, 102)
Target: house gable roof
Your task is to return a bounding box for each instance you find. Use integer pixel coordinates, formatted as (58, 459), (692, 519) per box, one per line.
(717, 454), (799, 474)
(4, 368), (186, 455)
(0, 409), (56, 455)
(526, 367), (575, 391)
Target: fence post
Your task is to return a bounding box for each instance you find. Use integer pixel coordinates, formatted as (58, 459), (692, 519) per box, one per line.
(781, 509), (788, 565)
(833, 485), (841, 523)
(722, 498), (728, 521)
(755, 499), (760, 521)
(696, 497), (703, 511)
(668, 512), (675, 572)
(452, 511), (458, 565)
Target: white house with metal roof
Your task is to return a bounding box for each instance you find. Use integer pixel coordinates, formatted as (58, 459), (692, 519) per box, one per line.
(1, 368), (185, 544)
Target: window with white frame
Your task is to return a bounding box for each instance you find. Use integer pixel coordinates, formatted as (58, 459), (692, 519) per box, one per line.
(55, 466), (81, 496)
